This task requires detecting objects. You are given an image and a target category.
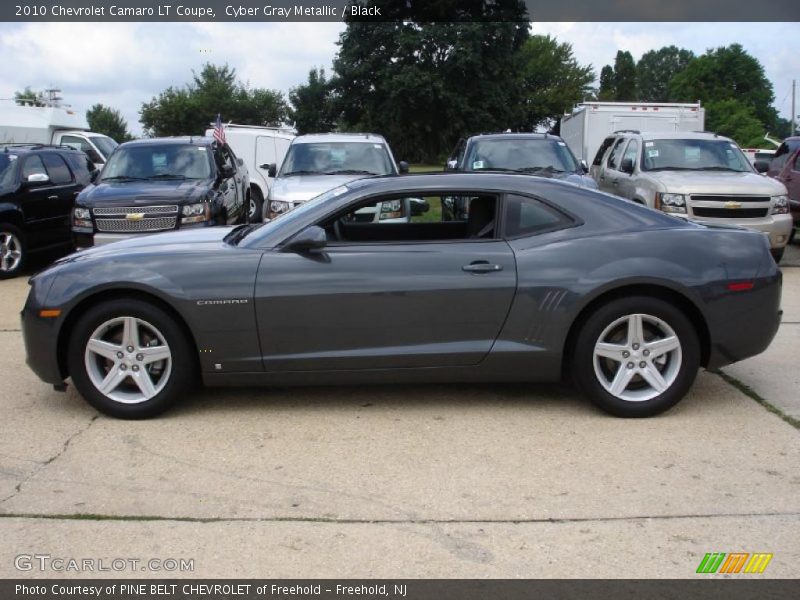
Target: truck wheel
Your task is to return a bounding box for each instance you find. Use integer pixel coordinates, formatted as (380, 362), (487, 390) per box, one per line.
(0, 224), (26, 280)
(571, 296), (700, 418)
(67, 299), (196, 419)
(248, 187), (263, 223)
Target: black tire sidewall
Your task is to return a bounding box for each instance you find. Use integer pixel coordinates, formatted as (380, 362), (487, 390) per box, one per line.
(67, 299), (195, 419)
(0, 223), (26, 280)
(572, 296), (700, 418)
(248, 187), (263, 224)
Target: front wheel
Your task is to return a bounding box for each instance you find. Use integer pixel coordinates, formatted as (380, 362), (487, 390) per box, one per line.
(67, 299), (196, 418)
(248, 187), (263, 224)
(0, 224), (26, 280)
(571, 296), (700, 417)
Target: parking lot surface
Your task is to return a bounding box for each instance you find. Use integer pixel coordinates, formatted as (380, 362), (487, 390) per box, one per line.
(1, 246), (799, 578)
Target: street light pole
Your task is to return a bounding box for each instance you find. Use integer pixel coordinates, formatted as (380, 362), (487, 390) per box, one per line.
(793, 79), (797, 137)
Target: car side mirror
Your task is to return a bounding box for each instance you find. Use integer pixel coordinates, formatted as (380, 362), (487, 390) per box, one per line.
(260, 163), (277, 178)
(219, 165), (235, 179)
(284, 225), (327, 253)
(620, 158), (635, 174)
(410, 198), (429, 216)
(580, 159), (589, 173)
(398, 161), (409, 174)
(25, 173), (50, 186)
(754, 160), (770, 174)
(445, 159), (458, 171)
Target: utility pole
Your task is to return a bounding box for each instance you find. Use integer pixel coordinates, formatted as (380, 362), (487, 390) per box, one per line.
(793, 79), (797, 137)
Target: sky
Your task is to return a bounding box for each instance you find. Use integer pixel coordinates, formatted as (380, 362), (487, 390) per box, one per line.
(0, 21), (797, 136)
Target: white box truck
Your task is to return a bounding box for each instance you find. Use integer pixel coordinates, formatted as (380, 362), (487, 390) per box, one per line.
(560, 101), (705, 165)
(205, 123), (295, 221)
(0, 100), (119, 169)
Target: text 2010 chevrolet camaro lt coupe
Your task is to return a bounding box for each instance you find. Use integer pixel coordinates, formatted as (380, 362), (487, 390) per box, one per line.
(22, 174), (781, 419)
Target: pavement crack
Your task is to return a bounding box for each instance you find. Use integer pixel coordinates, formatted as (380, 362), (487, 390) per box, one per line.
(715, 370), (800, 430)
(0, 415), (99, 505)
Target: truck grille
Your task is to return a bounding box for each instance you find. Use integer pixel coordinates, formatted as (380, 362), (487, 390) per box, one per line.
(692, 207), (768, 219)
(95, 217), (178, 232)
(92, 205), (179, 216)
(690, 195), (770, 204)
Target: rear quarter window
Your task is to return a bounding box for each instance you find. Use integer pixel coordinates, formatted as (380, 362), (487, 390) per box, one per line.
(504, 194), (571, 238)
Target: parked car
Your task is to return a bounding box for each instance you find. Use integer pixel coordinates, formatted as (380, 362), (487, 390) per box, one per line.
(742, 148), (776, 167)
(262, 133), (409, 221)
(72, 137), (250, 249)
(592, 131), (792, 262)
(23, 174), (780, 419)
(204, 123), (295, 222)
(0, 143), (95, 279)
(760, 136), (800, 178)
(444, 132), (596, 219)
(765, 147), (800, 233)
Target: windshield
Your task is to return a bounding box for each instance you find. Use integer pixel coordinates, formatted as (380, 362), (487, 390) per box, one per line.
(278, 141), (395, 177)
(100, 144), (212, 181)
(0, 154), (19, 190)
(91, 135), (119, 159)
(464, 138), (579, 173)
(642, 139), (753, 172)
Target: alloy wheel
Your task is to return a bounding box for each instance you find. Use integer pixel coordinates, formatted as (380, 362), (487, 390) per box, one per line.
(0, 231), (22, 273)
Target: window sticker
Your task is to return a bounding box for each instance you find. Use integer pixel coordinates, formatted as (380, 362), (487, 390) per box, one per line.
(647, 149), (659, 158)
(473, 160), (485, 169)
(373, 144), (382, 149)
(645, 141), (654, 147)
(557, 141), (566, 146)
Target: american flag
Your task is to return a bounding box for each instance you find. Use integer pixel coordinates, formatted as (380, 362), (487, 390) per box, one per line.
(213, 114), (226, 145)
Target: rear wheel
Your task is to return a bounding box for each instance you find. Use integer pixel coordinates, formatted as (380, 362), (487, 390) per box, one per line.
(67, 299), (196, 419)
(572, 296), (700, 417)
(0, 224), (26, 280)
(248, 186), (263, 223)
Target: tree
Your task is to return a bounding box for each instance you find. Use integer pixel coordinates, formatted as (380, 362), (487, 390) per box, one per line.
(636, 46), (694, 102)
(597, 65), (615, 101)
(517, 35), (594, 130)
(289, 68), (336, 135)
(705, 99), (766, 148)
(86, 104), (133, 143)
(612, 51), (637, 101)
(14, 87), (46, 106)
(669, 44), (777, 131)
(140, 63), (288, 137)
(332, 4), (531, 163)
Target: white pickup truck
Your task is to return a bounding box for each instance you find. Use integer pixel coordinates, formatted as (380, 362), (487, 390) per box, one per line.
(0, 100), (117, 169)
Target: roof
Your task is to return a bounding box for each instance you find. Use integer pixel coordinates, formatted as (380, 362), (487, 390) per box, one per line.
(467, 132), (561, 142)
(617, 131), (734, 143)
(0, 143), (85, 154)
(292, 133), (387, 144)
(121, 136), (214, 147)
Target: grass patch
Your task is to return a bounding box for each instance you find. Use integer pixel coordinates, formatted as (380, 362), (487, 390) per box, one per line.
(409, 164), (442, 173)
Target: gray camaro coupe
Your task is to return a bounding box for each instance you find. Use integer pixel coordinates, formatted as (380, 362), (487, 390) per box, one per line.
(22, 173), (781, 419)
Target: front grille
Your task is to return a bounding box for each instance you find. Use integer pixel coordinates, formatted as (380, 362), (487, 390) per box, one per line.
(692, 207), (768, 219)
(95, 217), (178, 232)
(92, 205), (179, 216)
(690, 195), (770, 204)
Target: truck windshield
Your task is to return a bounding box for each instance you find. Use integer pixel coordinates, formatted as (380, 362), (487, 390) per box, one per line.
(464, 138), (580, 173)
(91, 136), (118, 159)
(100, 144), (212, 181)
(642, 139), (752, 172)
(279, 142), (394, 177)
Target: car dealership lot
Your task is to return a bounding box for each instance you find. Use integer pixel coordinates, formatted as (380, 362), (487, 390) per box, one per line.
(0, 251), (799, 578)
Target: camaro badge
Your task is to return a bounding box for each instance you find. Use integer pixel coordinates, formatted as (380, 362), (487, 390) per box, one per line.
(724, 201), (742, 209)
(126, 213), (145, 221)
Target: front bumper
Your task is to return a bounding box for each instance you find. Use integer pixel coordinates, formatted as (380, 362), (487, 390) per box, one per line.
(688, 213), (793, 249)
(21, 281), (66, 386)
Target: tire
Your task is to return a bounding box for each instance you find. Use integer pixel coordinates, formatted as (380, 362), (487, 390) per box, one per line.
(248, 186), (263, 224)
(67, 299), (196, 419)
(0, 223), (26, 280)
(770, 247), (785, 263)
(571, 296), (700, 418)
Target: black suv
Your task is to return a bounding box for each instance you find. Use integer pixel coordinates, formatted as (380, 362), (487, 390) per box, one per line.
(0, 144), (95, 279)
(73, 137), (249, 249)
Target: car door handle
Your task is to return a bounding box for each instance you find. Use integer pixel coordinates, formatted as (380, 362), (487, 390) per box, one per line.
(48, 195), (59, 200)
(462, 261), (503, 273)
(612, 179), (619, 186)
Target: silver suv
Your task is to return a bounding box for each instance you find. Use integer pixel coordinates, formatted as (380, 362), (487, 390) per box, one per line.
(592, 131), (792, 261)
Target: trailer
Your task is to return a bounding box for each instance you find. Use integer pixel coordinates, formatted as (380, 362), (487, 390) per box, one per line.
(560, 101), (705, 165)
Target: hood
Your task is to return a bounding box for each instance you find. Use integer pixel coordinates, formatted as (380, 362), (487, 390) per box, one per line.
(77, 179), (212, 207)
(269, 174), (369, 203)
(645, 170), (788, 195)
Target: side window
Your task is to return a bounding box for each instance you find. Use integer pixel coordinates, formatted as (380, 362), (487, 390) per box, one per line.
(216, 146), (235, 173)
(793, 152), (800, 172)
(21, 155), (47, 180)
(593, 137), (616, 167)
(63, 153), (94, 185)
(606, 138), (627, 169)
(622, 140), (639, 169)
(772, 143), (789, 168)
(41, 153), (73, 185)
(504, 194), (569, 238)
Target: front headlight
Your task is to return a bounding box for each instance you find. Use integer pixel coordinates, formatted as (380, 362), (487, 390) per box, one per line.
(72, 207), (92, 229)
(181, 203), (210, 224)
(772, 195), (790, 215)
(657, 192), (687, 214)
(379, 199), (404, 220)
(270, 200), (292, 214)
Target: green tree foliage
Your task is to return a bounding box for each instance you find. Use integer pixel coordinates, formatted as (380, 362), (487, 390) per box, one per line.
(140, 63), (288, 137)
(289, 68), (336, 135)
(669, 44), (777, 131)
(332, 14), (530, 163)
(636, 46), (694, 102)
(705, 99), (767, 148)
(597, 65), (615, 101)
(86, 104), (133, 143)
(13, 87), (46, 106)
(612, 51), (637, 101)
(518, 35), (595, 130)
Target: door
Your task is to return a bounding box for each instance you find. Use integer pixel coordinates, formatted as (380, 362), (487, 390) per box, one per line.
(597, 137), (627, 194)
(614, 139), (640, 200)
(214, 145), (241, 223)
(782, 150), (800, 201)
(254, 193), (517, 372)
(20, 153), (77, 248)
